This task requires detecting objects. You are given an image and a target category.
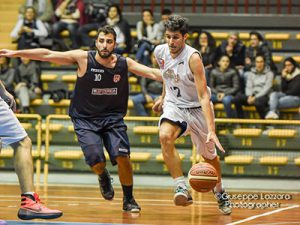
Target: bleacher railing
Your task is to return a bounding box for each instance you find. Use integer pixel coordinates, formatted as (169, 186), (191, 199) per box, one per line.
(43, 115), (300, 186)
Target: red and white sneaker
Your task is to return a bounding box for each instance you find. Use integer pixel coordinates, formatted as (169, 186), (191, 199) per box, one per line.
(17, 193), (63, 220)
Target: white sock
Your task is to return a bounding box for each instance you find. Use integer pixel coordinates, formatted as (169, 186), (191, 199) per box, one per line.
(174, 176), (187, 189)
(23, 192), (35, 196)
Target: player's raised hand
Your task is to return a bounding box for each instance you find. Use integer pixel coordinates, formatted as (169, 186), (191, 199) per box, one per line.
(206, 131), (225, 153)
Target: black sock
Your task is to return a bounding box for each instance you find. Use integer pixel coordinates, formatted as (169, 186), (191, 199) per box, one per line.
(122, 185), (133, 200)
(98, 169), (107, 179)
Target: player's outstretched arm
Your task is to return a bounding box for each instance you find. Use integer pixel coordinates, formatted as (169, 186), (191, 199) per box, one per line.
(0, 48), (85, 65)
(126, 57), (162, 81)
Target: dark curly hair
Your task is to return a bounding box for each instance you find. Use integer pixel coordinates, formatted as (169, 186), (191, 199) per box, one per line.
(164, 14), (189, 35)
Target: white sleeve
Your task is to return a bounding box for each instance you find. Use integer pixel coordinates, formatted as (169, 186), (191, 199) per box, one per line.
(33, 20), (48, 37)
(10, 20), (24, 39)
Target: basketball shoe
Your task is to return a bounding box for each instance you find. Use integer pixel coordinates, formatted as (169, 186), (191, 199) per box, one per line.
(123, 197), (141, 213)
(17, 193), (63, 220)
(98, 168), (114, 200)
(213, 188), (232, 215)
(174, 185), (193, 206)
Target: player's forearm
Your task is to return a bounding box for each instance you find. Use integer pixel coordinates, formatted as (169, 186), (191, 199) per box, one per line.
(200, 98), (216, 133)
(151, 68), (163, 81)
(11, 48), (52, 61)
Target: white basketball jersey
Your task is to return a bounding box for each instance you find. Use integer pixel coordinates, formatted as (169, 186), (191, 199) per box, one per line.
(154, 43), (202, 108)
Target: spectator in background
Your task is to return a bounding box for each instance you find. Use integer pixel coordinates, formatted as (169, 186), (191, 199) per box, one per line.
(11, 6), (48, 49)
(15, 57), (42, 113)
(84, 0), (110, 24)
(78, 0), (111, 48)
(157, 9), (172, 43)
(130, 54), (163, 116)
(213, 32), (245, 72)
(98, 4), (131, 54)
(19, 0), (54, 29)
(210, 55), (240, 118)
(52, 0), (84, 49)
(0, 57), (17, 95)
(232, 55), (274, 119)
(135, 9), (160, 66)
(245, 31), (277, 74)
(192, 30), (216, 83)
(265, 57), (300, 119)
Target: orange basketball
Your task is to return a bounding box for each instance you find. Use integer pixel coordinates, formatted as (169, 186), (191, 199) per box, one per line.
(188, 163), (218, 193)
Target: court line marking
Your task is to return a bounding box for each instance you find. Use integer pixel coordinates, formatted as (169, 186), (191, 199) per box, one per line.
(226, 204), (299, 225)
(254, 222), (300, 225)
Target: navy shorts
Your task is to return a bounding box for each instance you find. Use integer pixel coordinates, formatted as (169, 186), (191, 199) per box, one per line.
(71, 116), (130, 166)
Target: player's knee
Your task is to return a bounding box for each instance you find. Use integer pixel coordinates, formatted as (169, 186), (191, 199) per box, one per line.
(202, 153), (217, 161)
(83, 148), (103, 167)
(159, 131), (176, 146)
(91, 162), (106, 173)
(19, 136), (32, 150)
(115, 155), (130, 164)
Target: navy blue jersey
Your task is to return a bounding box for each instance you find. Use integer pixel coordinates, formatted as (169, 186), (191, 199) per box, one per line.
(69, 51), (129, 119)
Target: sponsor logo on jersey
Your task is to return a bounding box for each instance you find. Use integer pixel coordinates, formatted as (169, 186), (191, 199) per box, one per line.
(119, 148), (128, 153)
(113, 74), (121, 83)
(91, 88), (117, 95)
(163, 68), (179, 82)
(91, 68), (104, 73)
(158, 58), (164, 69)
(94, 73), (102, 81)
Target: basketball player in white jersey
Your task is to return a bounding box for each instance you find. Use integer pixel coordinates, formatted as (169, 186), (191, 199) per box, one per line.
(153, 15), (231, 215)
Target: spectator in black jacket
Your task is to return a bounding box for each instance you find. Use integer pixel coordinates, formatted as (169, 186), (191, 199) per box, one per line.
(79, 4), (131, 54)
(210, 55), (240, 118)
(213, 32), (245, 71)
(265, 57), (300, 119)
(192, 30), (216, 84)
(244, 31), (277, 74)
(99, 4), (131, 54)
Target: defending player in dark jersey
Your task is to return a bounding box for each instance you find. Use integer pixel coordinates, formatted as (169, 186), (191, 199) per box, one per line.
(0, 25), (161, 213)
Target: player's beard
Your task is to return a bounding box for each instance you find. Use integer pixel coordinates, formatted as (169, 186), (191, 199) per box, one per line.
(97, 48), (114, 59)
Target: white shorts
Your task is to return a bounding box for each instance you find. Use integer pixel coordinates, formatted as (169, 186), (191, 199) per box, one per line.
(159, 101), (217, 160)
(0, 98), (27, 147)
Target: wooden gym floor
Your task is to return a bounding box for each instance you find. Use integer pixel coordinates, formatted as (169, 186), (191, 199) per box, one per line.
(0, 184), (299, 225)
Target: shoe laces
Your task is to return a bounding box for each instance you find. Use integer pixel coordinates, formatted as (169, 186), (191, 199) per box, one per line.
(33, 193), (41, 203)
(175, 185), (187, 194)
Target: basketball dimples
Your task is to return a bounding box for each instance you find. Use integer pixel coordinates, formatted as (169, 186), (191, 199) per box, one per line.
(188, 163), (218, 192)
